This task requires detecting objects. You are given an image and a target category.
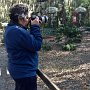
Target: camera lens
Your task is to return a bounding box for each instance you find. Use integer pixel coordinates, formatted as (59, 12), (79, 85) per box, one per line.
(31, 14), (48, 23)
(39, 16), (48, 23)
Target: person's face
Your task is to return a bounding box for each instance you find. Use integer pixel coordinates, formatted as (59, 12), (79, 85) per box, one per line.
(18, 14), (29, 27)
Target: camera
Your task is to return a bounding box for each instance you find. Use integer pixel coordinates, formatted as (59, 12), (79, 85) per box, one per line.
(30, 14), (48, 23)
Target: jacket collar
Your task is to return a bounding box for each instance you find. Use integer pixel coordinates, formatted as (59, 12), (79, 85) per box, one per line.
(8, 21), (28, 30)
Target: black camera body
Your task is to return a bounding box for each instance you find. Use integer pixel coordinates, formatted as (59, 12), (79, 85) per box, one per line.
(31, 14), (48, 23)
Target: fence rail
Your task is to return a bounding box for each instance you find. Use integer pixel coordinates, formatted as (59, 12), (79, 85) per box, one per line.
(37, 69), (60, 90)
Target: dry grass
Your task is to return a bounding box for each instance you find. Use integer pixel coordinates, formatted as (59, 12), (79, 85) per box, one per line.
(38, 32), (90, 90)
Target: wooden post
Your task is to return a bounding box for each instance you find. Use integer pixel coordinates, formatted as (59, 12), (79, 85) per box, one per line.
(37, 69), (60, 90)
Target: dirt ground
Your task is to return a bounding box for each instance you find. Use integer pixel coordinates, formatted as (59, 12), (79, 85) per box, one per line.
(38, 31), (90, 90)
(0, 30), (90, 90)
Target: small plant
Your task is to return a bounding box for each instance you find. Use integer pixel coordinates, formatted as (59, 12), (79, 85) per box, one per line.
(55, 25), (82, 51)
(68, 37), (82, 43)
(55, 26), (64, 42)
(62, 43), (76, 51)
(41, 42), (52, 51)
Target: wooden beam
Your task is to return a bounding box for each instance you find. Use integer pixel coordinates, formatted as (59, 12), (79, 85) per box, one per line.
(37, 69), (60, 90)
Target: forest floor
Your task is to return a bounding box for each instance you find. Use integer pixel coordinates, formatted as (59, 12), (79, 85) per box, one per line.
(0, 28), (90, 90)
(38, 29), (90, 90)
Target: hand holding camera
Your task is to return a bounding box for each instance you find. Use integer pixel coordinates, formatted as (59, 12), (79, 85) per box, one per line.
(30, 14), (48, 24)
(30, 16), (42, 26)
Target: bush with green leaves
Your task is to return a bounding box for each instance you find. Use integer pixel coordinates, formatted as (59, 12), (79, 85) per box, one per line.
(55, 25), (82, 51)
(55, 26), (64, 42)
(55, 25), (82, 42)
(41, 42), (52, 51)
(62, 43), (76, 51)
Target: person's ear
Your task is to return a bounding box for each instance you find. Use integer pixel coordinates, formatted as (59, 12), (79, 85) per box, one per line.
(18, 16), (23, 25)
(18, 16), (24, 21)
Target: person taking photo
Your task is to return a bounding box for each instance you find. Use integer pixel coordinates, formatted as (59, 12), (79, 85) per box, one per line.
(4, 3), (43, 90)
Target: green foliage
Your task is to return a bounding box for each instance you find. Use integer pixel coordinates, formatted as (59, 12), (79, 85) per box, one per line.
(41, 42), (52, 51)
(65, 26), (81, 38)
(55, 26), (64, 42)
(55, 25), (81, 40)
(41, 28), (55, 38)
(55, 25), (82, 51)
(62, 43), (76, 51)
(68, 37), (82, 43)
(55, 35), (63, 42)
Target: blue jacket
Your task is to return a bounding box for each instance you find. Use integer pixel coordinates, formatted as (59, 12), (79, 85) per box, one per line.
(4, 22), (43, 79)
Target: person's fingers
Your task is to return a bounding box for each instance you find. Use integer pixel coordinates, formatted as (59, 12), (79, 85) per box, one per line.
(36, 16), (39, 20)
(31, 18), (39, 25)
(39, 20), (42, 24)
(35, 17), (39, 23)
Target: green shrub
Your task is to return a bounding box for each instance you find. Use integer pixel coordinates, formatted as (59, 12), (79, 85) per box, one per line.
(41, 42), (52, 51)
(62, 43), (76, 51)
(68, 38), (82, 43)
